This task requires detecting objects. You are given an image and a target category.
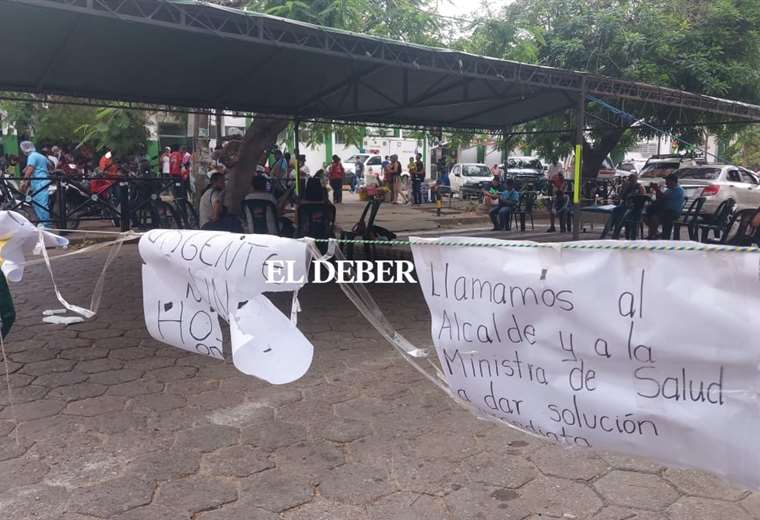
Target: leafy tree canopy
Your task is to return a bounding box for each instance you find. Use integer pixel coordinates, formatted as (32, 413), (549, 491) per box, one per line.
(457, 0), (760, 171)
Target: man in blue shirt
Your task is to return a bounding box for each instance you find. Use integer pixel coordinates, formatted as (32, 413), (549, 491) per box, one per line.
(484, 177), (520, 231)
(647, 173), (685, 239)
(20, 141), (51, 225)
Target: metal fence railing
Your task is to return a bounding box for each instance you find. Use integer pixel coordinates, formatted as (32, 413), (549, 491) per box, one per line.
(0, 173), (198, 232)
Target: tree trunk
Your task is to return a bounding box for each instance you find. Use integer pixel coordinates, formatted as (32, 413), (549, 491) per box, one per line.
(582, 127), (628, 180)
(225, 116), (288, 212)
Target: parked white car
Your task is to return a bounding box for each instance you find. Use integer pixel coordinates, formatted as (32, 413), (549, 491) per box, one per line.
(639, 155), (699, 188)
(343, 154), (384, 177)
(676, 164), (760, 215)
(448, 163), (493, 197)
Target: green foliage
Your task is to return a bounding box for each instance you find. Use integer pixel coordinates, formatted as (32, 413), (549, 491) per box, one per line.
(243, 0), (445, 45)
(76, 107), (150, 158)
(35, 104), (98, 148)
(0, 94), (36, 138)
(722, 126), (760, 170)
(299, 122), (365, 149)
(1, 95), (149, 156)
(0, 95), (98, 148)
(460, 0), (760, 168)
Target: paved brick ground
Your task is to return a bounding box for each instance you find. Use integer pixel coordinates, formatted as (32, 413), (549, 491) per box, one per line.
(0, 244), (758, 519)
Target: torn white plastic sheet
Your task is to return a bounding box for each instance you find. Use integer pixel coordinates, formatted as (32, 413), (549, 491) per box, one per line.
(0, 211), (68, 282)
(411, 237), (760, 488)
(138, 229), (312, 384)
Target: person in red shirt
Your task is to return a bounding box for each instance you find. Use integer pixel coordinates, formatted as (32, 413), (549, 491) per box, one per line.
(169, 146), (183, 178)
(91, 149), (119, 197)
(327, 155), (344, 204)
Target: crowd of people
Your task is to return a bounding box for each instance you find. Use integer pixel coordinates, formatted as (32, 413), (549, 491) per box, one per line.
(0, 137), (691, 241)
(606, 172), (685, 240)
(480, 166), (572, 233)
(194, 146), (430, 234)
(0, 140), (195, 226)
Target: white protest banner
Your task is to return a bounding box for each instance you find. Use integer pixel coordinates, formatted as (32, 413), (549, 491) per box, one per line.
(139, 230), (312, 384)
(230, 295), (314, 384)
(411, 237), (760, 488)
(0, 210), (68, 282)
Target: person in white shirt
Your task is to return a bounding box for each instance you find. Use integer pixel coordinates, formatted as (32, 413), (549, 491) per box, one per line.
(160, 147), (171, 175)
(47, 146), (61, 170)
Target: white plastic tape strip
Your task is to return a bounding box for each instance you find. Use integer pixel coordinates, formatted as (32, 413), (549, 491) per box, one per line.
(37, 229), (127, 321)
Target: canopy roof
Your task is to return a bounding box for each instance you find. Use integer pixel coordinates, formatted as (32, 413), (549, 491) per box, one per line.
(3, 0), (760, 130)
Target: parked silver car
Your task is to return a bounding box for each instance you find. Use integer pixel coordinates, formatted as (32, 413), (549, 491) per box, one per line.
(676, 165), (760, 215)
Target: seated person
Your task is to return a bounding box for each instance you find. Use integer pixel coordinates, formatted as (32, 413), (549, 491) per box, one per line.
(199, 172), (243, 232)
(295, 176), (335, 238)
(611, 173), (644, 238)
(243, 174), (290, 235)
(301, 173), (330, 204)
(552, 189), (572, 233)
(646, 174), (684, 239)
(483, 177), (519, 231)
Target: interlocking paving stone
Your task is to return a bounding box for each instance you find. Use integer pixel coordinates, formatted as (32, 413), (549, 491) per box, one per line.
(68, 476), (156, 517)
(668, 496), (754, 520)
(154, 476), (237, 514)
(663, 468), (749, 501)
(173, 423), (239, 452)
(592, 505), (667, 519)
(0, 398), (65, 421)
(202, 445), (274, 477)
(240, 470), (314, 513)
(63, 395), (124, 416)
(595, 471), (680, 510)
(283, 498), (370, 520)
(318, 462), (395, 505)
(128, 448), (202, 482)
(367, 492), (450, 520)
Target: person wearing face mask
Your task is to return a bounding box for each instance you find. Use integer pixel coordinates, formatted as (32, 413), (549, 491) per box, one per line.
(19, 141), (51, 225)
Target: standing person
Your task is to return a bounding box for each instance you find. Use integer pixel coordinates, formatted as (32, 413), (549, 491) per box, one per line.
(387, 154), (402, 203)
(48, 146), (61, 170)
(483, 177), (520, 231)
(610, 174), (644, 238)
(270, 150), (288, 180)
(169, 145), (183, 178)
(327, 155), (344, 204)
(160, 146), (171, 175)
(297, 154), (310, 194)
(92, 149), (119, 197)
(412, 152), (425, 205)
(546, 172), (566, 232)
(552, 189), (572, 233)
(381, 156), (390, 183)
(181, 146), (192, 181)
(353, 156), (364, 193)
(19, 141), (51, 225)
(270, 149), (289, 197)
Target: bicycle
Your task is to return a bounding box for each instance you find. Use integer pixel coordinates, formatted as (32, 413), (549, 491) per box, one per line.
(169, 179), (199, 229)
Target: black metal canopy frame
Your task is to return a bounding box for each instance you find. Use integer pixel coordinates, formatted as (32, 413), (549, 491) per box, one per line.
(2, 0), (760, 132)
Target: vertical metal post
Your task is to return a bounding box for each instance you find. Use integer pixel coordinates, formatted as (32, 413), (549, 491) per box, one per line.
(572, 78), (587, 241)
(56, 176), (66, 230)
(294, 119), (301, 197)
(503, 125), (511, 177)
(119, 181), (129, 232)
